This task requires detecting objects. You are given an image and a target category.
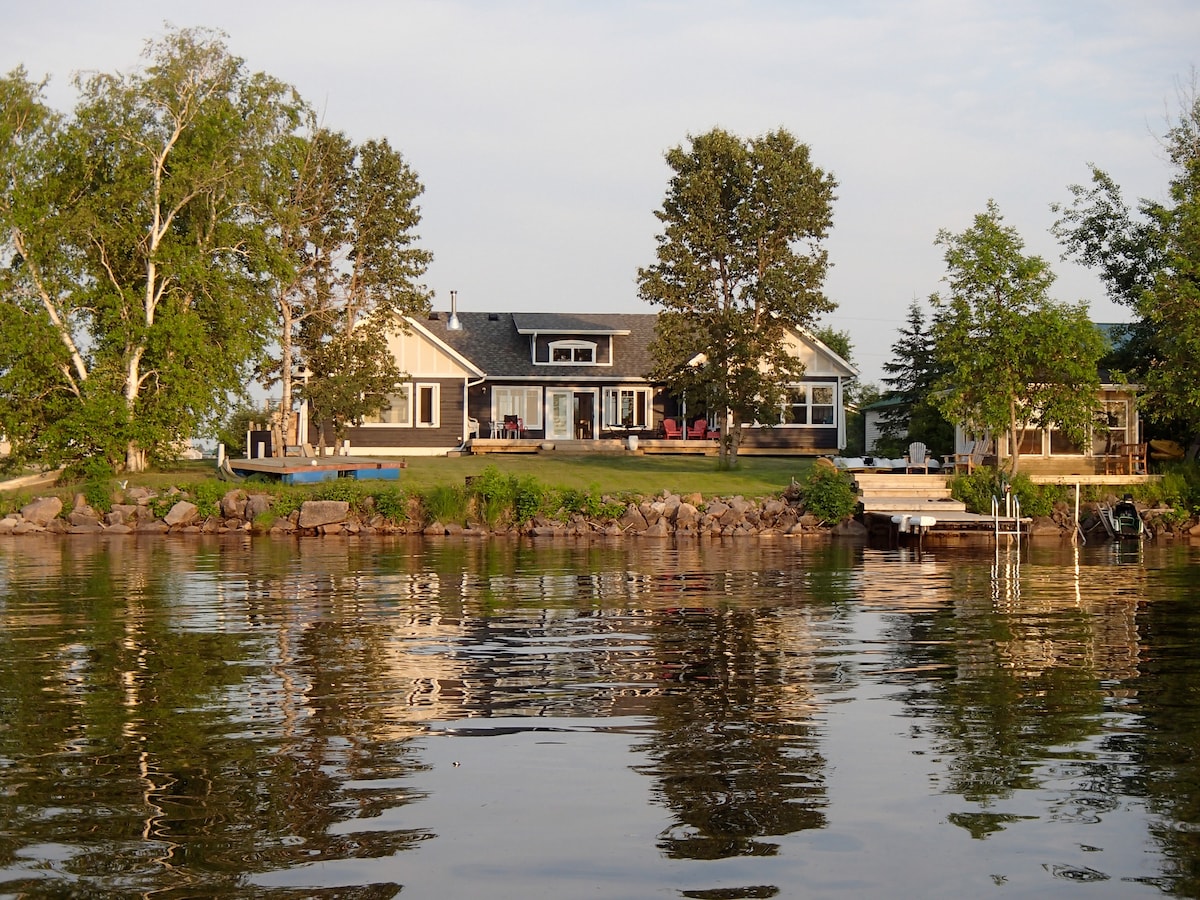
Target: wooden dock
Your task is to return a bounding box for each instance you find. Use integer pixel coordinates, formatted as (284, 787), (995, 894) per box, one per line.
(854, 472), (1027, 543)
(227, 455), (402, 484)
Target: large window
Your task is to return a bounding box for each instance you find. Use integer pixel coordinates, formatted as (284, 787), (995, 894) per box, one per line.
(493, 386), (543, 429)
(784, 383), (837, 426)
(361, 383), (438, 427)
(603, 387), (650, 428)
(415, 383), (439, 428)
(363, 385), (411, 426)
(546, 340), (596, 364)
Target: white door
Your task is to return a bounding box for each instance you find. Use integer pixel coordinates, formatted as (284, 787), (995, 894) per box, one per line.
(546, 390), (573, 440)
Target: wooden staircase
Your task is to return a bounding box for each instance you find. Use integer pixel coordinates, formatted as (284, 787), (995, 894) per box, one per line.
(853, 473), (967, 514)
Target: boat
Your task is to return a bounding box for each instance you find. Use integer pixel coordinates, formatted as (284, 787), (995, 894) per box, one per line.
(1099, 494), (1145, 540)
(1149, 439), (1186, 460)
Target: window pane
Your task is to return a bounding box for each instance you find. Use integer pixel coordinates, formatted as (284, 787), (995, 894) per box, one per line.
(812, 386), (834, 405)
(811, 405), (834, 425)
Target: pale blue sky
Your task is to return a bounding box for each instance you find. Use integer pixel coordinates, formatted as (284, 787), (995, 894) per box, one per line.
(5, 1), (1196, 382)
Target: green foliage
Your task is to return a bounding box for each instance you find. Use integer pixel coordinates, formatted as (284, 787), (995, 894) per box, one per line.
(878, 302), (956, 456)
(1132, 463), (1200, 515)
(421, 484), (468, 525)
(185, 480), (230, 520)
(801, 466), (857, 523)
(639, 127), (837, 466)
(0, 29), (305, 472)
(371, 486), (409, 523)
(513, 476), (547, 524)
(554, 486), (623, 521)
(211, 405), (262, 457)
(930, 201), (1104, 472)
(949, 467), (1066, 517)
(1054, 92), (1200, 443)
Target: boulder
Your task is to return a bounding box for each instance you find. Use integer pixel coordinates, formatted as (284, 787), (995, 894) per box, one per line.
(20, 496), (62, 526)
(244, 494), (274, 523)
(299, 500), (350, 529)
(619, 503), (648, 533)
(832, 518), (868, 538)
(220, 490), (247, 519)
(164, 501), (199, 527)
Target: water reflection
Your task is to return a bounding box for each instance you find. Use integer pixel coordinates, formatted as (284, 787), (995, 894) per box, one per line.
(0, 535), (1198, 896)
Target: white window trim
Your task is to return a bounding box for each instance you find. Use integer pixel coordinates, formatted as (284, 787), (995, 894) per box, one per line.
(779, 382), (838, 428)
(414, 382), (440, 428)
(543, 339), (599, 366)
(362, 385), (413, 427)
(602, 386), (652, 429)
(492, 386), (544, 429)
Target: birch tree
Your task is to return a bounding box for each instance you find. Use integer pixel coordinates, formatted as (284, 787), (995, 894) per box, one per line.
(0, 28), (303, 472)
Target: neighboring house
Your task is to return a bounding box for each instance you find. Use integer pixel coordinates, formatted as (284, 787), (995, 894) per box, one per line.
(947, 323), (1143, 474)
(861, 394), (905, 455)
(341, 310), (858, 456)
(951, 379), (1141, 474)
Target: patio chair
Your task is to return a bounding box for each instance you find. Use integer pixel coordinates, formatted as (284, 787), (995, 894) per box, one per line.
(503, 415), (524, 439)
(947, 439), (990, 474)
(905, 441), (929, 474)
(687, 418), (708, 439)
(661, 418), (682, 439)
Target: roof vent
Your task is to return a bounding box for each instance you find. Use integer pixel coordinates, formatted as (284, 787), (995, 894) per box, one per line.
(427, 311), (439, 320)
(447, 290), (462, 331)
(488, 313), (500, 321)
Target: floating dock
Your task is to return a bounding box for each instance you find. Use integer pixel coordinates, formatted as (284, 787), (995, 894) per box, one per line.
(227, 455), (401, 485)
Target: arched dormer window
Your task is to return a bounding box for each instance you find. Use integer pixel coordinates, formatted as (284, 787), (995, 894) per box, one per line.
(547, 339), (596, 365)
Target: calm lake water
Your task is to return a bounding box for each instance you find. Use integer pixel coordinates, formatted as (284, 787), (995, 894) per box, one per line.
(1, 534), (1198, 899)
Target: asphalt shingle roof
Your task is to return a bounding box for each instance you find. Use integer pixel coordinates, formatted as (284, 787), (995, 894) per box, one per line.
(419, 311), (659, 380)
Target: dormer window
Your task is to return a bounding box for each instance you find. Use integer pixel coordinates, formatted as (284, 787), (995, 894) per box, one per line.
(547, 340), (596, 365)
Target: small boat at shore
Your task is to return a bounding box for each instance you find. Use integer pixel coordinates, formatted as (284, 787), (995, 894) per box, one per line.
(1099, 494), (1145, 540)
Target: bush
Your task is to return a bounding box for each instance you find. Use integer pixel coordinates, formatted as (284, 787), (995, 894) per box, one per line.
(950, 467), (1065, 517)
(422, 484), (468, 525)
(372, 486), (409, 523)
(801, 465), (857, 523)
(513, 475), (546, 524)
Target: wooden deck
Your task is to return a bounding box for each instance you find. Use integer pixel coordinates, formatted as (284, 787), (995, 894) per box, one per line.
(855, 472), (1028, 542)
(468, 437), (721, 456)
(228, 455), (402, 484)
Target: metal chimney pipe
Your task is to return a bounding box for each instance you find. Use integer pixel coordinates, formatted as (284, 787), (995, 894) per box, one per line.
(447, 290), (462, 330)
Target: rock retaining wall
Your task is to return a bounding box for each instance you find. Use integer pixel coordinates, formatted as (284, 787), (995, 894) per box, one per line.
(0, 485), (856, 538)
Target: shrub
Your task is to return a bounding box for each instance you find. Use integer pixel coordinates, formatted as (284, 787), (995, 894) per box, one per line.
(372, 486), (409, 523)
(185, 479), (228, 519)
(513, 475), (546, 524)
(801, 465), (857, 523)
(422, 484), (468, 524)
(950, 467), (1064, 517)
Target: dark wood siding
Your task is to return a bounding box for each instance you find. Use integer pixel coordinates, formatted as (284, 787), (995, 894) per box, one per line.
(346, 378), (466, 448)
(740, 426), (839, 453)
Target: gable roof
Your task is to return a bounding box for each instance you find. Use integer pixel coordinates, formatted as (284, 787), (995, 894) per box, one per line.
(511, 312), (633, 336)
(409, 310), (859, 381)
(416, 311), (658, 379)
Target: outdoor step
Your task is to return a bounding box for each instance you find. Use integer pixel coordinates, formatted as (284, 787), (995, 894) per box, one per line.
(860, 498), (968, 513)
(856, 486), (954, 499)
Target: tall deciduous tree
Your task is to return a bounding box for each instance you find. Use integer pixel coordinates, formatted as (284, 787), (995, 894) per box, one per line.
(930, 201), (1104, 473)
(260, 127), (432, 454)
(638, 128), (836, 466)
(1054, 84), (1200, 444)
(0, 29), (303, 472)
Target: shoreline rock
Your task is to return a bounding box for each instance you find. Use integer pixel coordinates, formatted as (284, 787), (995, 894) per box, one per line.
(1, 487), (1196, 541)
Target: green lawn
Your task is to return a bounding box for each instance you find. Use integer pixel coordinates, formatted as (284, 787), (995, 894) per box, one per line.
(2, 454), (816, 510)
(395, 453), (814, 499)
